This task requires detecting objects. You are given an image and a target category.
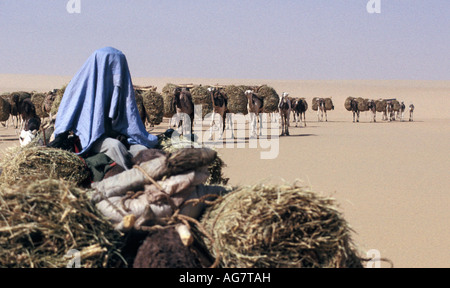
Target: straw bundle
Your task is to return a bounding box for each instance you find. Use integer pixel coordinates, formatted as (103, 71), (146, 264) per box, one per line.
(224, 85), (248, 115)
(392, 100), (401, 111)
(142, 89), (164, 126)
(256, 85), (279, 113)
(191, 85), (213, 118)
(162, 83), (178, 118)
(300, 98), (308, 111)
(0, 178), (126, 268)
(375, 99), (386, 113)
(0, 146), (91, 188)
(0, 97), (10, 122)
(50, 85), (67, 115)
(311, 98), (319, 111)
(344, 97), (354, 111)
(134, 89), (146, 124)
(199, 183), (364, 268)
(324, 98), (334, 111)
(31, 92), (48, 118)
(356, 98), (369, 112)
(158, 135), (229, 185)
(10, 91), (31, 103)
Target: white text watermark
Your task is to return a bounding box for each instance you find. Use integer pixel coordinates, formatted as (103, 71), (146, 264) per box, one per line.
(367, 0), (381, 14)
(66, 0), (81, 14)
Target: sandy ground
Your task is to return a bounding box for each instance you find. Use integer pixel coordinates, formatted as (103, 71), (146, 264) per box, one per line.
(1, 74), (449, 268)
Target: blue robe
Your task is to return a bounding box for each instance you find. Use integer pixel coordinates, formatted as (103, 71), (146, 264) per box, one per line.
(54, 47), (157, 155)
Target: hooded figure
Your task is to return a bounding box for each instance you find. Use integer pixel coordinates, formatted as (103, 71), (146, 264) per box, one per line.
(54, 47), (157, 169)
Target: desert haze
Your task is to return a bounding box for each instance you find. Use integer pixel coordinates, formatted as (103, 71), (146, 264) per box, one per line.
(1, 74), (449, 268)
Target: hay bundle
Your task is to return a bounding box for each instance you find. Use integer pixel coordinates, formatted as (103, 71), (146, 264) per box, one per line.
(300, 98), (308, 111)
(50, 85), (67, 115)
(199, 183), (364, 268)
(375, 99), (386, 113)
(0, 146), (91, 188)
(142, 89), (164, 126)
(31, 92), (48, 118)
(133, 88), (146, 124)
(0, 96), (10, 122)
(159, 135), (229, 185)
(356, 97), (369, 112)
(344, 97), (354, 111)
(0, 178), (126, 268)
(256, 85), (279, 113)
(10, 91), (31, 103)
(324, 98), (334, 110)
(392, 100), (401, 111)
(311, 97), (319, 111)
(162, 83), (178, 118)
(224, 85), (248, 115)
(191, 85), (213, 118)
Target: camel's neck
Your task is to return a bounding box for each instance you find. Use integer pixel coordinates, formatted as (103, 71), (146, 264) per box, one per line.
(247, 95), (255, 109)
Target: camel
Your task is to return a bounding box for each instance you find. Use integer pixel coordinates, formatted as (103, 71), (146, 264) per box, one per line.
(367, 99), (376, 122)
(409, 104), (415, 121)
(317, 98), (327, 122)
(398, 101), (406, 121)
(11, 92), (31, 132)
(18, 98), (41, 147)
(207, 87), (233, 140)
(292, 98), (307, 127)
(18, 98), (40, 132)
(350, 98), (360, 123)
(245, 90), (264, 137)
(288, 97), (297, 125)
(386, 101), (395, 122)
(278, 92), (291, 136)
(173, 87), (194, 137)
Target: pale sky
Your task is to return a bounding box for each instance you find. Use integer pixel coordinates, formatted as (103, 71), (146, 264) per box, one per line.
(0, 0), (449, 80)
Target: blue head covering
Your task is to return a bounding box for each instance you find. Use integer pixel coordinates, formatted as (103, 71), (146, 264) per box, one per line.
(54, 47), (157, 154)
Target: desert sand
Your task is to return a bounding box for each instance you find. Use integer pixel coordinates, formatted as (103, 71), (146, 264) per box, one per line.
(1, 74), (449, 268)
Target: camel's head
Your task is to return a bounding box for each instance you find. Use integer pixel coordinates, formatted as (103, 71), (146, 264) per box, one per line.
(174, 87), (181, 97)
(207, 87), (217, 95)
(244, 90), (254, 96)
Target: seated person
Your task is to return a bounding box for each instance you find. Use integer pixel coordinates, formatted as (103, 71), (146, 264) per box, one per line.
(54, 47), (158, 170)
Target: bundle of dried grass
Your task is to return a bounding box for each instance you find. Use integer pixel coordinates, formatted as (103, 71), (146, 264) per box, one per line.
(392, 100), (401, 111)
(10, 91), (31, 103)
(0, 146), (91, 188)
(50, 85), (67, 115)
(224, 85), (248, 115)
(159, 136), (229, 185)
(199, 183), (364, 268)
(375, 99), (386, 113)
(0, 178), (126, 268)
(142, 89), (164, 126)
(312, 97), (319, 111)
(344, 97), (355, 111)
(256, 85), (279, 113)
(133, 88), (146, 124)
(324, 98), (334, 110)
(300, 98), (308, 111)
(0, 96), (10, 122)
(162, 83), (178, 118)
(356, 97), (369, 112)
(31, 92), (48, 118)
(191, 85), (213, 118)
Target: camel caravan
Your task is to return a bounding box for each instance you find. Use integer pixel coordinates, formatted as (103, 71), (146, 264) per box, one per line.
(344, 96), (413, 123)
(1, 84), (417, 147)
